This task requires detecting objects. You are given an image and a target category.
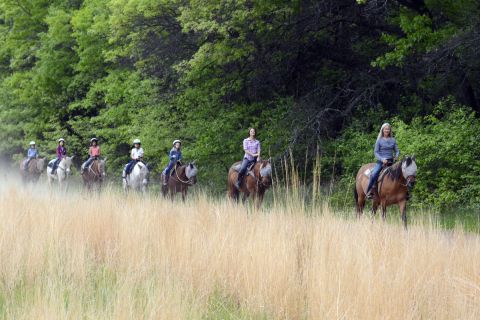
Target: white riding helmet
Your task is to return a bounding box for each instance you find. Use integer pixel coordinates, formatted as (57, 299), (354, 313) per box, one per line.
(133, 138), (141, 145)
(173, 139), (181, 146)
(90, 137), (98, 142)
(29, 141), (35, 145)
(58, 138), (65, 143)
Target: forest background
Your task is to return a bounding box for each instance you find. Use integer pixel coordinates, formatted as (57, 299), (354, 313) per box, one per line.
(0, 0), (479, 209)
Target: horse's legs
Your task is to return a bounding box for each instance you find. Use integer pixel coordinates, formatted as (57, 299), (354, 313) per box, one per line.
(381, 202), (387, 222)
(371, 201), (378, 222)
(242, 192), (249, 204)
(399, 200), (407, 230)
(356, 191), (365, 218)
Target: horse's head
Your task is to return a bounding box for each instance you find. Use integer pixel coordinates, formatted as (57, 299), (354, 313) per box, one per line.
(63, 156), (74, 175)
(37, 158), (46, 172)
(401, 155), (417, 189)
(185, 162), (198, 185)
(259, 160), (272, 187)
(98, 159), (106, 178)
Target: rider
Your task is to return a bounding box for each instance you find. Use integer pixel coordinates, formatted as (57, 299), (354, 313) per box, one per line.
(123, 139), (144, 178)
(365, 123), (399, 199)
(81, 138), (101, 174)
(235, 128), (261, 189)
(52, 138), (67, 173)
(162, 140), (182, 185)
(24, 141), (39, 170)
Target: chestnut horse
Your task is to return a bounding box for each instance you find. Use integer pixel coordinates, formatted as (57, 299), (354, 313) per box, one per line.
(227, 160), (272, 207)
(354, 156), (417, 229)
(161, 162), (198, 201)
(81, 158), (106, 193)
(20, 158), (46, 183)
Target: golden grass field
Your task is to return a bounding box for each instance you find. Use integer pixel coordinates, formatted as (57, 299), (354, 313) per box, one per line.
(0, 178), (479, 319)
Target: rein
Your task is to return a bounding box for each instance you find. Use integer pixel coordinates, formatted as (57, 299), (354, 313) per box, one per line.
(173, 165), (194, 185)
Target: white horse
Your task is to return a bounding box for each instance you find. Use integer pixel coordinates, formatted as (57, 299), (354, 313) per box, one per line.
(47, 156), (74, 190)
(123, 161), (149, 194)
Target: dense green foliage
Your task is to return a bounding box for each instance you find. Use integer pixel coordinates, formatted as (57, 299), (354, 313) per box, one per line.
(0, 0), (479, 207)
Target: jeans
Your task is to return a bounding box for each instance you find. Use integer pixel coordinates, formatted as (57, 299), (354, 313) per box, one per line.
(237, 158), (256, 182)
(367, 161), (383, 193)
(163, 161), (175, 176)
(125, 160), (138, 175)
(52, 158), (61, 172)
(24, 157), (35, 170)
(82, 157), (96, 170)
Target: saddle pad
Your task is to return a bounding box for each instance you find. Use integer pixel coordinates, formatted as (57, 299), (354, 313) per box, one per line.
(232, 162), (255, 173)
(363, 167), (391, 181)
(47, 159), (56, 168)
(364, 168), (371, 177)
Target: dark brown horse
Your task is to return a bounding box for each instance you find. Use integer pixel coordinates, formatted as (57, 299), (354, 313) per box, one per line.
(81, 158), (106, 192)
(161, 162), (197, 201)
(20, 158), (46, 183)
(354, 156), (417, 229)
(227, 160), (272, 207)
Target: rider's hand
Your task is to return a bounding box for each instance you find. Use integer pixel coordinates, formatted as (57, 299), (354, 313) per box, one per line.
(382, 159), (388, 165)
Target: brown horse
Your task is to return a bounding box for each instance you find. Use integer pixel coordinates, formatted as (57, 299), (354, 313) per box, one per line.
(161, 162), (198, 201)
(81, 158), (106, 192)
(19, 158), (46, 183)
(354, 156), (417, 229)
(227, 160), (272, 207)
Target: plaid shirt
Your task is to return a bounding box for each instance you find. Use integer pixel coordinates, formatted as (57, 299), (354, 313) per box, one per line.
(243, 138), (260, 161)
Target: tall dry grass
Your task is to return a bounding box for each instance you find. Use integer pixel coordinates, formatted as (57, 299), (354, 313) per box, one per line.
(0, 178), (479, 319)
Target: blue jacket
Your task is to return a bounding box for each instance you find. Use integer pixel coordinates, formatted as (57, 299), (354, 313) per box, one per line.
(27, 148), (39, 158)
(169, 148), (182, 163)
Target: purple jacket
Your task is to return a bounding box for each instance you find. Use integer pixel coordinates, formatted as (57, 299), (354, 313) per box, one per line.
(57, 146), (67, 159)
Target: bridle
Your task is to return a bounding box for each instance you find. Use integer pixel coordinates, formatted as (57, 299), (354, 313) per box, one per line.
(174, 164), (195, 185)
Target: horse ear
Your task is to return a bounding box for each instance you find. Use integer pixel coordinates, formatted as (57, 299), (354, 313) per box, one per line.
(70, 155), (74, 160)
(412, 154), (416, 162)
(103, 157), (108, 162)
(406, 157), (412, 166)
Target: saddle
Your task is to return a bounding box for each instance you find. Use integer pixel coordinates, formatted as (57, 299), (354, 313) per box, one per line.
(232, 162), (256, 173)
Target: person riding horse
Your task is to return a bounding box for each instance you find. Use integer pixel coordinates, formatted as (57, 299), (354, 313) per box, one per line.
(366, 123), (399, 199)
(123, 139), (144, 179)
(162, 140), (183, 185)
(24, 141), (39, 170)
(81, 138), (101, 174)
(234, 128), (261, 190)
(52, 138), (67, 174)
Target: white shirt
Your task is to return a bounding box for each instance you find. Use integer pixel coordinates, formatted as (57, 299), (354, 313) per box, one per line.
(131, 147), (144, 160)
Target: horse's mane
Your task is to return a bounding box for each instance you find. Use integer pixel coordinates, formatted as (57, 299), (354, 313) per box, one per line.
(385, 158), (411, 182)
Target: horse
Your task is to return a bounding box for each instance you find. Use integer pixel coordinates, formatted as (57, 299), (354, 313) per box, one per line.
(46, 156), (74, 191)
(354, 156), (417, 229)
(81, 158), (106, 193)
(227, 160), (272, 207)
(123, 161), (149, 194)
(161, 162), (198, 201)
(19, 158), (46, 183)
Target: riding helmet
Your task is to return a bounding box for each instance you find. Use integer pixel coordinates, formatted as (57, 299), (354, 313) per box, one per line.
(173, 139), (181, 146)
(133, 138), (141, 145)
(29, 141), (36, 145)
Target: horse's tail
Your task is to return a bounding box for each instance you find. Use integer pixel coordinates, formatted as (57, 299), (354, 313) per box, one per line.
(353, 186), (359, 208)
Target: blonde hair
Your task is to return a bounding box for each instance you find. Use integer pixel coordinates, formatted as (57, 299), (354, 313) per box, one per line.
(377, 123), (393, 141)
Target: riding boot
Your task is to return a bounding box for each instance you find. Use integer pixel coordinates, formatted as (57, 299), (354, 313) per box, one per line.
(366, 183), (376, 200)
(234, 175), (242, 189)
